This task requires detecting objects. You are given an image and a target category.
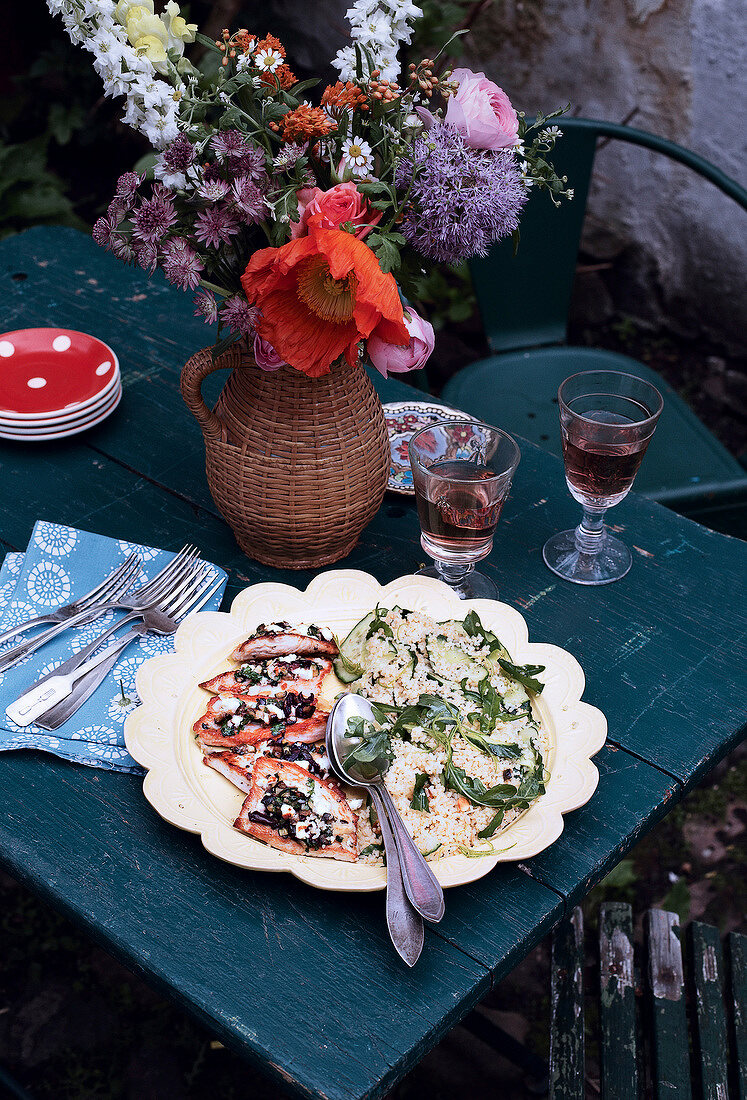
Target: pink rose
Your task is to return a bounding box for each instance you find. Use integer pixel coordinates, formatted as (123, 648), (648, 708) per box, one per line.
(367, 308), (435, 379)
(253, 333), (285, 372)
(444, 68), (519, 151)
(290, 182), (381, 241)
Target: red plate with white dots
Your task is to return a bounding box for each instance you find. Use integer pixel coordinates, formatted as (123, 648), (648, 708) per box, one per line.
(0, 328), (120, 419)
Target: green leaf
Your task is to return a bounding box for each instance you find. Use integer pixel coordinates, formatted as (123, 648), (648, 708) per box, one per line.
(477, 811), (505, 838)
(366, 232), (402, 274)
(497, 658), (545, 695)
(410, 772), (430, 813)
(195, 32), (222, 52)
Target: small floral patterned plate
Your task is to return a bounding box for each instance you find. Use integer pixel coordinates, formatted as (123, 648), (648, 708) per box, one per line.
(383, 400), (479, 494)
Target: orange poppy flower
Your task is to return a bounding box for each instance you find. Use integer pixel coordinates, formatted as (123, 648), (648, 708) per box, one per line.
(241, 226), (409, 378)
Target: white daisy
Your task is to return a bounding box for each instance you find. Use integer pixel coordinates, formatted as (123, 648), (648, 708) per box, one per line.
(254, 47), (283, 73)
(341, 137), (374, 177)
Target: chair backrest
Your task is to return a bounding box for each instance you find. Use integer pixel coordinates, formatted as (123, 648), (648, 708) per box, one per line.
(469, 117), (747, 355)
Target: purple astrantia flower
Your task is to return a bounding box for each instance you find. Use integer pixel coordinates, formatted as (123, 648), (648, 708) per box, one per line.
(162, 134), (196, 171)
(212, 131), (267, 179)
(193, 206), (240, 248)
(134, 241), (159, 275)
(193, 289), (218, 325)
(92, 213), (120, 251)
(115, 172), (141, 200)
(395, 122), (528, 264)
(220, 295), (259, 336)
(161, 238), (203, 290)
(132, 187), (178, 246)
(272, 143), (306, 172)
(230, 174), (268, 221)
(198, 178), (230, 202)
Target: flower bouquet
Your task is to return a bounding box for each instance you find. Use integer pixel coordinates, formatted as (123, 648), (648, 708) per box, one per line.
(48, 0), (571, 567)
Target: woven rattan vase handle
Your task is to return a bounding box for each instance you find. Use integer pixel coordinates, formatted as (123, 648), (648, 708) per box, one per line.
(180, 346), (243, 443)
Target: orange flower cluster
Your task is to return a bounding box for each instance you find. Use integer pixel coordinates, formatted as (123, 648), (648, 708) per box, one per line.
(254, 33), (285, 58)
(320, 81), (367, 116)
(408, 59), (439, 98)
(369, 70), (401, 104)
(261, 64), (297, 89)
(272, 106), (336, 143)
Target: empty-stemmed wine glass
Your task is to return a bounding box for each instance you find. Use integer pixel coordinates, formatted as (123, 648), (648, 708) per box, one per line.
(543, 371), (663, 585)
(409, 420), (520, 599)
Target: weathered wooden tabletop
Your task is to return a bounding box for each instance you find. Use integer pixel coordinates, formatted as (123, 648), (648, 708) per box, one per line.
(0, 227), (745, 1100)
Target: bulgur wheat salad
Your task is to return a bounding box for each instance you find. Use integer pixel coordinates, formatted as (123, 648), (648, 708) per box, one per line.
(193, 610), (548, 862)
(337, 607), (549, 861)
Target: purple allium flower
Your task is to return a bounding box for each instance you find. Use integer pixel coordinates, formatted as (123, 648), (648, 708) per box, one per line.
(220, 295), (259, 336)
(194, 206), (240, 248)
(132, 188), (178, 246)
(230, 174), (268, 221)
(193, 289), (218, 325)
(162, 238), (203, 290)
(395, 123), (528, 264)
(134, 241), (159, 275)
(162, 133), (196, 171)
(198, 178), (230, 202)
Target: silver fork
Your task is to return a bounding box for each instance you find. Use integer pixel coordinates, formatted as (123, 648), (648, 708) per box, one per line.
(0, 553), (141, 648)
(7, 562), (223, 728)
(0, 545), (199, 673)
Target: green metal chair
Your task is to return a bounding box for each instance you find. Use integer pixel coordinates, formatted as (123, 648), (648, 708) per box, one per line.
(441, 117), (747, 534)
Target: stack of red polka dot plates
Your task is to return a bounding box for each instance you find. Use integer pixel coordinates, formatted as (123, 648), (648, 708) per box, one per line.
(0, 328), (122, 442)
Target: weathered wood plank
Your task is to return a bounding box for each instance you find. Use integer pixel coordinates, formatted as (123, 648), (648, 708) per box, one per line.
(690, 922), (729, 1100)
(646, 910), (692, 1099)
(728, 931), (747, 1100)
(550, 907), (585, 1100)
(600, 902), (638, 1100)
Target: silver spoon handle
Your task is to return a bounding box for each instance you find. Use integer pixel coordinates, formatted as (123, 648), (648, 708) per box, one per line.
(368, 787), (424, 967)
(376, 783), (445, 923)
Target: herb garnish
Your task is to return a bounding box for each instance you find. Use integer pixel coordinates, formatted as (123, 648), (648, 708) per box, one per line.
(410, 772), (430, 812)
(497, 658), (545, 695)
(366, 604), (393, 639)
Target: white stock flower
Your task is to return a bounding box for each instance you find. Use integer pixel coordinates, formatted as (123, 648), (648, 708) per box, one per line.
(48, 0), (187, 149)
(334, 0), (421, 83)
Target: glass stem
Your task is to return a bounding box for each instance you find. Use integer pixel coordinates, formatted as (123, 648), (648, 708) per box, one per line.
(435, 560), (474, 588)
(574, 507), (607, 556)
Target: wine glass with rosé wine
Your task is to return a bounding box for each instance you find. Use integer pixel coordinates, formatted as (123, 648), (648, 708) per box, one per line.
(409, 421), (520, 599)
(543, 371), (664, 585)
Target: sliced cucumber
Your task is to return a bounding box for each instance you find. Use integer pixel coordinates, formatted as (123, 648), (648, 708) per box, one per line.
(501, 681), (531, 713)
(426, 634), (488, 683)
(419, 842), (442, 857)
(334, 610), (377, 682)
(487, 641), (513, 663)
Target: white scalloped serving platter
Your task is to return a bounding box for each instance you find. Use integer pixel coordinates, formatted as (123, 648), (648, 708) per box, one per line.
(125, 571), (607, 892)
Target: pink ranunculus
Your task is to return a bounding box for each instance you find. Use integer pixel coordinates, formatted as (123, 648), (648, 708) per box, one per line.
(367, 308), (435, 379)
(445, 68), (519, 151)
(253, 333), (285, 372)
(289, 182), (382, 241)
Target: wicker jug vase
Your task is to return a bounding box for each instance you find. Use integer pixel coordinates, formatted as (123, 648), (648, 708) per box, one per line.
(180, 344), (390, 569)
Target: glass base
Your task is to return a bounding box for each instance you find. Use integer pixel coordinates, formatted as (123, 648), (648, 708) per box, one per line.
(542, 528), (632, 585)
(416, 564), (498, 600)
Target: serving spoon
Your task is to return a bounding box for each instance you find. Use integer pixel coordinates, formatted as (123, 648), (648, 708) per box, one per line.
(327, 693), (445, 925)
(326, 699), (424, 967)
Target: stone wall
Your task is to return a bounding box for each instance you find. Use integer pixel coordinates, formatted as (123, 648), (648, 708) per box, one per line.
(460, 0), (746, 349)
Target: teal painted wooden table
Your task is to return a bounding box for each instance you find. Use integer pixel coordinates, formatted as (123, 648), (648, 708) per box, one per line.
(1, 227), (745, 1100)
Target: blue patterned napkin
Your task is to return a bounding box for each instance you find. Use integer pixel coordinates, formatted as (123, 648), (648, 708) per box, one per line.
(0, 521), (227, 773)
